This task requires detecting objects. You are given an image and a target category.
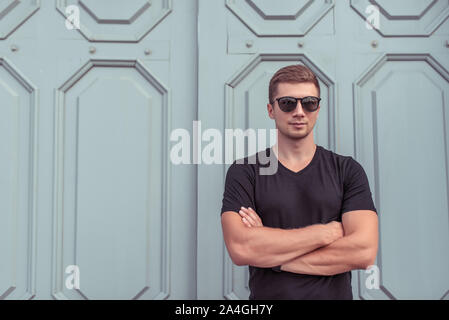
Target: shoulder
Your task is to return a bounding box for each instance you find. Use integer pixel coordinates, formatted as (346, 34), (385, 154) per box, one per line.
(225, 151), (259, 179)
(317, 146), (366, 179)
(318, 145), (356, 168)
(225, 148), (273, 180)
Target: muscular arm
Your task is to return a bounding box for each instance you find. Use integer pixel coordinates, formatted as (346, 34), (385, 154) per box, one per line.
(280, 210), (378, 276)
(221, 209), (343, 268)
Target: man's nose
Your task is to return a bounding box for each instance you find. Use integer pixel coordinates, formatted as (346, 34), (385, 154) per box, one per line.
(292, 100), (306, 116)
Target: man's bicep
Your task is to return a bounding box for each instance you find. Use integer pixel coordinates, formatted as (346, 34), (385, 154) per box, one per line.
(221, 211), (249, 265)
(342, 210), (378, 247)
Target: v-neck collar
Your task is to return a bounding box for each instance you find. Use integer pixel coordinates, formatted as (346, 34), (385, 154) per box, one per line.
(269, 145), (321, 176)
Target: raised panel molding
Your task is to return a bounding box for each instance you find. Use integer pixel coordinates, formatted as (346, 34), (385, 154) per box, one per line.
(354, 54), (449, 299)
(52, 59), (171, 300)
(351, 0), (449, 36)
(79, 0), (150, 24)
(226, 0), (334, 36)
(373, 0), (436, 20)
(223, 53), (335, 299)
(0, 0), (40, 39)
(247, 0), (313, 20)
(0, 58), (38, 300)
(56, 0), (172, 42)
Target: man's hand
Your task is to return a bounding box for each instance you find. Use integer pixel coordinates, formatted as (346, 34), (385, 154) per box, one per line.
(324, 221), (345, 244)
(239, 207), (263, 227)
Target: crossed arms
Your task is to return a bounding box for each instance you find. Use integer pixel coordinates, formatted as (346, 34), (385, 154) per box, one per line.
(221, 207), (378, 276)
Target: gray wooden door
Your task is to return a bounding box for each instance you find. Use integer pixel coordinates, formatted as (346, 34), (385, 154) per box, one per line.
(0, 0), (197, 299)
(197, 0), (449, 300)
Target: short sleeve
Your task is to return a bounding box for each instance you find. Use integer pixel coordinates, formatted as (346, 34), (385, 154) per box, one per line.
(220, 161), (256, 215)
(341, 158), (377, 215)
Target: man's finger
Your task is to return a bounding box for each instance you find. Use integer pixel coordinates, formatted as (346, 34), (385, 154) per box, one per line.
(242, 217), (252, 228)
(239, 209), (257, 226)
(247, 207), (262, 222)
(240, 207), (261, 227)
(247, 207), (259, 216)
(242, 209), (262, 227)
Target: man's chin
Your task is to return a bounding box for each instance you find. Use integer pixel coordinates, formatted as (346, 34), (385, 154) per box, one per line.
(286, 129), (311, 140)
(277, 127), (312, 140)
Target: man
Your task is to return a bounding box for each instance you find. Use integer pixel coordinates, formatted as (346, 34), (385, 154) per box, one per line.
(220, 65), (378, 300)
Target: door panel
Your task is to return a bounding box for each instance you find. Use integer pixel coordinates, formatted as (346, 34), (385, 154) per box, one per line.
(226, 0), (334, 36)
(351, 0), (449, 36)
(0, 58), (37, 299)
(197, 0), (449, 300)
(354, 56), (449, 300)
(350, 0), (449, 300)
(56, 0), (172, 42)
(198, 0), (336, 300)
(0, 0), (197, 299)
(222, 54), (335, 299)
(52, 61), (170, 300)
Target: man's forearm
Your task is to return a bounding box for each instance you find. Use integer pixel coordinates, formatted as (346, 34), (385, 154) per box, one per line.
(280, 233), (375, 276)
(236, 223), (335, 268)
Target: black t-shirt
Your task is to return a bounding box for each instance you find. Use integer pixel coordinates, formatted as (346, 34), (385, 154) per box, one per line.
(220, 145), (377, 300)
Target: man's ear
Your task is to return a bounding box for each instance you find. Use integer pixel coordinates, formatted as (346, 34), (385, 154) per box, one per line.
(267, 103), (274, 119)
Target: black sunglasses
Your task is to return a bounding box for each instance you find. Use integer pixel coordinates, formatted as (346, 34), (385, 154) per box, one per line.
(273, 96), (321, 113)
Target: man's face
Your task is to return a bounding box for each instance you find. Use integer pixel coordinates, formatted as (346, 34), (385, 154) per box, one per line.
(267, 82), (320, 141)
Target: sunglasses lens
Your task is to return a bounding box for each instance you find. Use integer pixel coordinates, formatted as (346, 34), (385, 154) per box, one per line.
(278, 97), (298, 112)
(301, 97), (319, 112)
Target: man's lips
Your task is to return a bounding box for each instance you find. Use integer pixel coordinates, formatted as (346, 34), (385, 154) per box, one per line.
(289, 122), (306, 125)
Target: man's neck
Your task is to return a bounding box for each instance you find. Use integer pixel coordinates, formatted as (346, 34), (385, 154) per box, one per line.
(272, 134), (316, 164)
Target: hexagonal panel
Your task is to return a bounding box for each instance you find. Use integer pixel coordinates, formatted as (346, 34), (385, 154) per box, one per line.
(0, 78), (19, 301)
(354, 54), (449, 299)
(75, 78), (152, 299)
(0, 58), (37, 299)
(0, 0), (40, 40)
(52, 60), (170, 300)
(226, 0), (333, 36)
(79, 0), (150, 24)
(351, 0), (449, 36)
(247, 0), (312, 20)
(56, 0), (172, 42)
(223, 54), (336, 298)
